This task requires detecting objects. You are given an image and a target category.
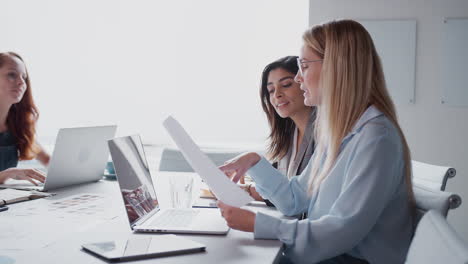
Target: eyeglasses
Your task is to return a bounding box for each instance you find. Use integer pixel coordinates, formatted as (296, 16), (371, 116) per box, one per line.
(297, 58), (323, 75)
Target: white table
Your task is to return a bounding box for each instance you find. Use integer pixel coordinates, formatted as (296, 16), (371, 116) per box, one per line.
(0, 177), (283, 264)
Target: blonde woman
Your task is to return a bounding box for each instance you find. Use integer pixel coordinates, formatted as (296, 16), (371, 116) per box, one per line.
(218, 20), (414, 264)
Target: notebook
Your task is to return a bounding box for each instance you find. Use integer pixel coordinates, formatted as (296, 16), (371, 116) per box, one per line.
(108, 135), (229, 235)
(0, 188), (53, 205)
(0, 125), (117, 191)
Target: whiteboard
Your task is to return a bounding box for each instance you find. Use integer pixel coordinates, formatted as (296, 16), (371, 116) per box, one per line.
(442, 18), (468, 106)
(359, 20), (417, 104)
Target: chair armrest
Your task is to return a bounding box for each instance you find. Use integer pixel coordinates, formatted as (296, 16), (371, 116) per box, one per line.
(441, 167), (456, 191)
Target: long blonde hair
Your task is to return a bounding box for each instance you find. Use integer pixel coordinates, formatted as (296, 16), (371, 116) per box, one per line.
(305, 20), (414, 205)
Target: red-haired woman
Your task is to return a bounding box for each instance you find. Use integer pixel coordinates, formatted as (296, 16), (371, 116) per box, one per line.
(0, 52), (49, 185)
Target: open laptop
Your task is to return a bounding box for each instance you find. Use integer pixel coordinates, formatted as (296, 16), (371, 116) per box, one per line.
(0, 125), (117, 191)
(108, 135), (229, 235)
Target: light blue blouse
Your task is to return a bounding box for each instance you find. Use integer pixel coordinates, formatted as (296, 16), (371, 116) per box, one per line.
(249, 106), (413, 264)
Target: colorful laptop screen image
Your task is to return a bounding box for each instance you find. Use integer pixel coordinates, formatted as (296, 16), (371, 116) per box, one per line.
(108, 135), (158, 225)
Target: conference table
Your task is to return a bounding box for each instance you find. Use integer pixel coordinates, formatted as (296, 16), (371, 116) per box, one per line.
(0, 146), (284, 264)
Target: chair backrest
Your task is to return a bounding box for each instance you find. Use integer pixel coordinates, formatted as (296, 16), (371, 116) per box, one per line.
(413, 184), (462, 225)
(405, 210), (468, 264)
(158, 147), (244, 172)
(412, 160), (456, 191)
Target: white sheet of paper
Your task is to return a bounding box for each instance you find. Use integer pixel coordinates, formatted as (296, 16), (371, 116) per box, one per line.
(0, 193), (119, 250)
(163, 116), (253, 207)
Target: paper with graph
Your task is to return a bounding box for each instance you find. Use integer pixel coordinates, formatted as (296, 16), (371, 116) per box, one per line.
(163, 116), (253, 207)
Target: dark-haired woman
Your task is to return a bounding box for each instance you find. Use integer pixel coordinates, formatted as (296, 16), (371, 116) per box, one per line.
(242, 56), (316, 202)
(0, 52), (49, 185)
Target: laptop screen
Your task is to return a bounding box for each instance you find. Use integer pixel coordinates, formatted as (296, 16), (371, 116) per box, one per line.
(108, 135), (159, 226)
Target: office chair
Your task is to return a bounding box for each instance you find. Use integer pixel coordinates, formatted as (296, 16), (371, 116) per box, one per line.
(412, 160), (456, 191)
(413, 183), (461, 225)
(158, 147), (244, 172)
(411, 160), (462, 224)
(405, 210), (468, 264)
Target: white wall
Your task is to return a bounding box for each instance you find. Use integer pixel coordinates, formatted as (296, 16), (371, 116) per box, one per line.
(309, 0), (468, 240)
(1, 0), (308, 149)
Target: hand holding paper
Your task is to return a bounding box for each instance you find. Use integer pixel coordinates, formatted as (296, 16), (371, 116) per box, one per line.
(163, 116), (253, 207)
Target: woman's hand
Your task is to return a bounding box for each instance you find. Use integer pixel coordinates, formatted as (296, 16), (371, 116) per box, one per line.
(0, 168), (46, 185)
(239, 184), (264, 201)
(219, 152), (261, 183)
(217, 201), (255, 232)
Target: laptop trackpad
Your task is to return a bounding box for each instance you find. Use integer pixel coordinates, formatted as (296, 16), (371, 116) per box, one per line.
(192, 209), (229, 231)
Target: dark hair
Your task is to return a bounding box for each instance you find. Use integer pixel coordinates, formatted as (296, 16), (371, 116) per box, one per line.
(260, 56), (299, 161)
(0, 52), (39, 160)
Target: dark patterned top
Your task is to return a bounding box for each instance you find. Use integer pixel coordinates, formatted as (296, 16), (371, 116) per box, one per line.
(0, 131), (18, 171)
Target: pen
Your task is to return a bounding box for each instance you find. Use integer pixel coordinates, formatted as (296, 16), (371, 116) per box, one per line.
(0, 206), (8, 212)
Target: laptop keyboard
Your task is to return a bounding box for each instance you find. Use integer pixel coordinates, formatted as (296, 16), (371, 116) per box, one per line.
(150, 209), (200, 228)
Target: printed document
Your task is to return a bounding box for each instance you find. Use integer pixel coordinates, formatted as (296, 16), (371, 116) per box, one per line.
(163, 116), (253, 207)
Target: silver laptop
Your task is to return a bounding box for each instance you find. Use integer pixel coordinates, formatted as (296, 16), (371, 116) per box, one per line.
(108, 135), (229, 235)
(0, 125), (117, 191)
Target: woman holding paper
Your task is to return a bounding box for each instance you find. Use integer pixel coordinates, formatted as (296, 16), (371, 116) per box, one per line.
(0, 52), (49, 185)
(241, 56), (316, 203)
(218, 20), (414, 264)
